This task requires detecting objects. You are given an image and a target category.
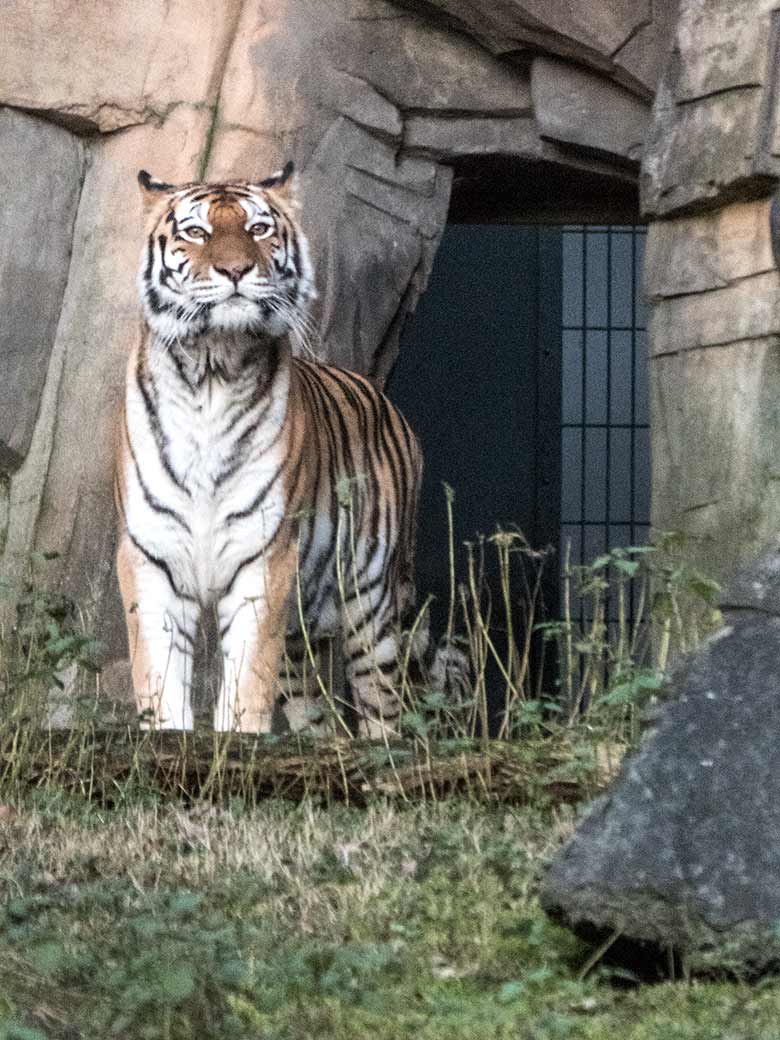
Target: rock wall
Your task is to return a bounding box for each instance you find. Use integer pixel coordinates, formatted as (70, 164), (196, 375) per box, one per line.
(0, 0), (674, 686)
(642, 0), (780, 582)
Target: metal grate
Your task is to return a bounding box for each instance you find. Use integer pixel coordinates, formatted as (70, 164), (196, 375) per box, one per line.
(559, 225), (650, 609)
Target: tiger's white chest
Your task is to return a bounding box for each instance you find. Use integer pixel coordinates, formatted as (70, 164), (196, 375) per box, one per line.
(124, 351), (290, 604)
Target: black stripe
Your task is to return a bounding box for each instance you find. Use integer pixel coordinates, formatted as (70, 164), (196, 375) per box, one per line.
(225, 457), (287, 525)
(328, 368), (388, 542)
(135, 349), (191, 497)
(355, 701), (401, 721)
(346, 615), (394, 661)
(127, 530), (193, 599)
(221, 517), (285, 599)
(167, 343), (197, 392)
(350, 659), (397, 679)
(214, 416), (286, 490)
(124, 419), (191, 534)
(145, 233), (156, 282)
(117, 463), (191, 599)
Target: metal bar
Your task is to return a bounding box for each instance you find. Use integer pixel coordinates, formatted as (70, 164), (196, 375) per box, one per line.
(580, 228), (587, 629)
(605, 226), (612, 562)
(563, 324), (647, 332)
(561, 422), (650, 430)
(562, 519), (646, 526)
(630, 228), (638, 552)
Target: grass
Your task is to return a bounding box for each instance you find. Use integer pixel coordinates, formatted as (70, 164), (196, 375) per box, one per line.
(0, 522), (741, 1038)
(1, 795), (780, 1039)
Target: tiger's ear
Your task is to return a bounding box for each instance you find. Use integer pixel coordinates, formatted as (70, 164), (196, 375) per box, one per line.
(253, 161), (298, 204)
(137, 170), (176, 212)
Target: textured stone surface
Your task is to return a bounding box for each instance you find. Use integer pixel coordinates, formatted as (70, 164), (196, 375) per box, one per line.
(0, 0), (673, 675)
(542, 554), (780, 972)
(650, 339), (780, 582)
(1, 0), (242, 131)
(2, 105), (211, 653)
(649, 272), (780, 356)
(295, 118), (452, 378)
(644, 199), (776, 300)
(646, 88), (768, 217)
(0, 108), (84, 472)
(675, 0), (776, 99)
(531, 57), (649, 162)
(641, 0), (780, 588)
(642, 0), (780, 218)
(719, 547), (780, 615)
(399, 0), (665, 95)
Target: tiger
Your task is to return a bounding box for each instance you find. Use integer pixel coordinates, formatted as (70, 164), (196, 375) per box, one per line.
(115, 162), (424, 737)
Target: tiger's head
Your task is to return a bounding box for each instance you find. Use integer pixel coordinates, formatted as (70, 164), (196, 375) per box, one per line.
(137, 163), (315, 346)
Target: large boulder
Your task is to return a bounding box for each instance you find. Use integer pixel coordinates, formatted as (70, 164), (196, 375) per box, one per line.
(541, 547), (780, 974)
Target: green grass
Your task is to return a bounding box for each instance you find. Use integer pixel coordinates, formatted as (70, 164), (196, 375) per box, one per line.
(0, 533), (739, 1038)
(1, 794), (779, 1040)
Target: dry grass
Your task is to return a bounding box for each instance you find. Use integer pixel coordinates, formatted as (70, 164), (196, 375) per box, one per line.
(0, 529), (733, 1038)
(0, 527), (721, 812)
(0, 797), (574, 916)
(0, 726), (611, 807)
(3, 796), (780, 1039)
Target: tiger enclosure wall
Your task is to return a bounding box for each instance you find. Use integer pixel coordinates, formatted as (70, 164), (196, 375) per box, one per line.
(642, 0), (780, 583)
(0, 0), (682, 703)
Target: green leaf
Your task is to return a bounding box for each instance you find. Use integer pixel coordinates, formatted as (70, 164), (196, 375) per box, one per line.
(612, 559), (640, 577)
(600, 670), (663, 706)
(589, 555), (612, 571)
(216, 957), (248, 987)
(401, 711), (428, 737)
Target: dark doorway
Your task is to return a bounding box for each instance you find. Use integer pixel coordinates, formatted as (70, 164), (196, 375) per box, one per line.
(388, 222), (650, 708)
(388, 225), (562, 708)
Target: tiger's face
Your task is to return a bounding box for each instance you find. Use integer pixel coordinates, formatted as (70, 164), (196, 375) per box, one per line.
(137, 163), (315, 346)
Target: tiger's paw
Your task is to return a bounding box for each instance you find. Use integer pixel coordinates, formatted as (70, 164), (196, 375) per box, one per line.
(281, 698), (332, 738)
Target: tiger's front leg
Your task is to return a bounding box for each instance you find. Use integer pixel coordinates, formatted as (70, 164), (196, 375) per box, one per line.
(214, 545), (296, 733)
(117, 537), (199, 730)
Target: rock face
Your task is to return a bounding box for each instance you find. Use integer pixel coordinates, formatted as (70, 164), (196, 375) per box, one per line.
(0, 108), (84, 472)
(0, 0), (674, 681)
(542, 547), (780, 974)
(642, 0), (780, 585)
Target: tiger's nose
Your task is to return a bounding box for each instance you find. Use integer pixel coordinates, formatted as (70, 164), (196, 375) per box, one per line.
(215, 263), (253, 285)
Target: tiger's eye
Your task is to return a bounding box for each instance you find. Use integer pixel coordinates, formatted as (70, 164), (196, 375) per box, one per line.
(250, 223), (274, 239)
(186, 227), (207, 241)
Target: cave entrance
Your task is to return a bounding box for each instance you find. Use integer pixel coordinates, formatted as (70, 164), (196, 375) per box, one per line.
(387, 163), (649, 718)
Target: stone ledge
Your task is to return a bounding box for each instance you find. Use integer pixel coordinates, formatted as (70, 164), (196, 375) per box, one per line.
(531, 56), (649, 163)
(642, 0), (780, 217)
(395, 0), (663, 97)
(649, 272), (780, 356)
(644, 198), (776, 300)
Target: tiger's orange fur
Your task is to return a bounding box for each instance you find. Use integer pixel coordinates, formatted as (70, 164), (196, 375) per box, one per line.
(115, 164), (422, 736)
